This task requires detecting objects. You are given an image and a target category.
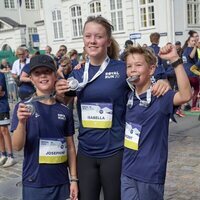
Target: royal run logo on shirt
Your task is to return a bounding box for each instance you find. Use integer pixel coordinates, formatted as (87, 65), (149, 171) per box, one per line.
(105, 71), (120, 79)
(57, 114), (66, 120)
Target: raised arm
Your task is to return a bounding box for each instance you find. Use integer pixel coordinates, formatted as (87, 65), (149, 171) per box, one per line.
(159, 44), (192, 106)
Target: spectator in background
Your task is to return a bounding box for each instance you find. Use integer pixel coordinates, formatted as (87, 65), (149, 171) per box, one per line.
(11, 47), (30, 86)
(57, 56), (72, 79)
(55, 45), (68, 67)
(18, 62), (36, 100)
(182, 30), (199, 51)
(69, 49), (79, 68)
(120, 40), (133, 61)
(0, 59), (17, 101)
(175, 41), (183, 58)
(24, 48), (30, 59)
(0, 72), (17, 167)
(182, 35), (199, 111)
(149, 32), (162, 65)
(45, 45), (52, 56)
(189, 30), (199, 43)
(0, 59), (11, 73)
(149, 33), (167, 81)
(79, 47), (88, 66)
(45, 45), (55, 60)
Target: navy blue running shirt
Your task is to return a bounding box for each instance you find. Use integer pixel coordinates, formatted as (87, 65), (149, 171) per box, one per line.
(11, 101), (74, 187)
(122, 90), (176, 184)
(71, 59), (129, 158)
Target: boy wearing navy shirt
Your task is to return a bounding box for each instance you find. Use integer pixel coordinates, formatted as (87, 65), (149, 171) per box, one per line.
(11, 55), (78, 200)
(121, 45), (191, 200)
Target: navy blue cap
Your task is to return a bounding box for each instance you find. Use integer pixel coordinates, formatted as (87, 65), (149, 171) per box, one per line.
(30, 55), (56, 73)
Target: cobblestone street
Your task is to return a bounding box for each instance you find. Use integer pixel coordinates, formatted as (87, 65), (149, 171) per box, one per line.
(0, 115), (199, 200)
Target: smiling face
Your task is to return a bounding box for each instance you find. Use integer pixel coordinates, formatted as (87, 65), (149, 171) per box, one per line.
(83, 22), (111, 65)
(126, 53), (156, 92)
(30, 67), (57, 95)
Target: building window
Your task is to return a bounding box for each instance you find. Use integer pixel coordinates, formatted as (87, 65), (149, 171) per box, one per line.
(52, 10), (64, 39)
(71, 5), (82, 37)
(110, 0), (124, 32)
(187, 0), (200, 26)
(28, 27), (37, 45)
(4, 0), (15, 8)
(89, 1), (101, 15)
(139, 0), (155, 28)
(25, 0), (35, 9)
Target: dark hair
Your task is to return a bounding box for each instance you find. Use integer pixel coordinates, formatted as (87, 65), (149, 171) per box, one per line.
(59, 45), (67, 51)
(34, 51), (40, 56)
(175, 41), (181, 45)
(83, 16), (119, 59)
(188, 30), (198, 37)
(150, 32), (160, 44)
(125, 40), (133, 48)
(182, 35), (195, 50)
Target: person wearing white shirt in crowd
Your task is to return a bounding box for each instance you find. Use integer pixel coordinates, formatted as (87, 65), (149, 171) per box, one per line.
(11, 47), (30, 80)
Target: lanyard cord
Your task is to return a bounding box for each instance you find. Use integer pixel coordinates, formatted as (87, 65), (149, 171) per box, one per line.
(24, 92), (55, 103)
(78, 56), (110, 91)
(127, 84), (152, 108)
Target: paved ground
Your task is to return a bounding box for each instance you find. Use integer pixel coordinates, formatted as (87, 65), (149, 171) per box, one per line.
(0, 113), (199, 200)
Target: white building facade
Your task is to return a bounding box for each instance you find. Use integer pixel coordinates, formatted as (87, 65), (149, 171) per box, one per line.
(0, 0), (42, 51)
(0, 0), (200, 54)
(39, 0), (200, 54)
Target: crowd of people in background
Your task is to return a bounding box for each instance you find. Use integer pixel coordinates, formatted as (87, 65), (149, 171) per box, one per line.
(0, 15), (199, 200)
(0, 30), (199, 113)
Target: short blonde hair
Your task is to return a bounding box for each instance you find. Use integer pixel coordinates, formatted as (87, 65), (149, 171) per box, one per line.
(124, 45), (157, 66)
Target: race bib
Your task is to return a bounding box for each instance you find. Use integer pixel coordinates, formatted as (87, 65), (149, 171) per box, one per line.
(39, 138), (67, 164)
(124, 122), (142, 151)
(81, 103), (113, 128)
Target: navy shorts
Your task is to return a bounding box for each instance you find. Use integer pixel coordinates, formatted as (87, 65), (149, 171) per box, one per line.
(121, 174), (164, 200)
(0, 112), (10, 125)
(23, 183), (70, 200)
